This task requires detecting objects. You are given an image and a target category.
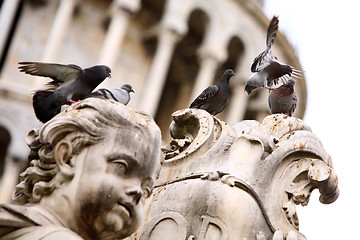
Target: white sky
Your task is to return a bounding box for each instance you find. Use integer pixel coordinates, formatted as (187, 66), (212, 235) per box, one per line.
(264, 0), (360, 239)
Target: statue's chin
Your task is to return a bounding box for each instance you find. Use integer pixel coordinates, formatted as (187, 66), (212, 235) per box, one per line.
(92, 205), (138, 239)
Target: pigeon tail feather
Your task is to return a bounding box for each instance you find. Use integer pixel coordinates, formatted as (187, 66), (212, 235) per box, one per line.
(33, 90), (61, 123)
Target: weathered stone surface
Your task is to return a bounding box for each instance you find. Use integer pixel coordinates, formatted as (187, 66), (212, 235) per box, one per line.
(0, 103), (339, 239)
(0, 99), (162, 240)
(131, 109), (339, 240)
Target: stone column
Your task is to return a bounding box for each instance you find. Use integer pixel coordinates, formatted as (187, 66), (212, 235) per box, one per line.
(0, 0), (21, 60)
(0, 156), (23, 203)
(188, 29), (228, 104)
(41, 0), (77, 62)
(225, 76), (248, 123)
(30, 0), (77, 90)
(98, 0), (140, 69)
(189, 49), (221, 103)
(139, 27), (182, 116)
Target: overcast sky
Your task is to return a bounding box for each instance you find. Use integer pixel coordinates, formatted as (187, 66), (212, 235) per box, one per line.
(264, 0), (360, 239)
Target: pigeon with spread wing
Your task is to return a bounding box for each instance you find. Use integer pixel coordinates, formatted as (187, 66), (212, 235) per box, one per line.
(245, 16), (301, 94)
(19, 62), (111, 123)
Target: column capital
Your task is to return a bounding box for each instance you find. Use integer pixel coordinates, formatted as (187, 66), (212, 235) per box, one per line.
(112, 0), (140, 14)
(197, 43), (228, 63)
(158, 25), (184, 43)
(160, 13), (188, 37)
(144, 23), (184, 45)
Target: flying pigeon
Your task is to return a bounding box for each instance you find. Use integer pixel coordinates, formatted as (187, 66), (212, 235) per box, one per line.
(268, 78), (298, 116)
(190, 69), (235, 115)
(89, 84), (134, 105)
(244, 16), (302, 94)
(19, 62), (111, 123)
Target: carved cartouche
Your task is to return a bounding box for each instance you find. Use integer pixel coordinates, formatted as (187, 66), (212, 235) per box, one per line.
(134, 109), (339, 240)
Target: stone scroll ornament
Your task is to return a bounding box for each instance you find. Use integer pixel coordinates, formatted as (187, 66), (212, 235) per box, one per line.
(129, 109), (339, 240)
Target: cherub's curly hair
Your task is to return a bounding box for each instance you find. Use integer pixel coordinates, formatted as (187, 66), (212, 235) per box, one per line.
(12, 98), (161, 204)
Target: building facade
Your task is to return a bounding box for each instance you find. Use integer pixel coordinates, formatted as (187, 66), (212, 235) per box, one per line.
(0, 0), (306, 202)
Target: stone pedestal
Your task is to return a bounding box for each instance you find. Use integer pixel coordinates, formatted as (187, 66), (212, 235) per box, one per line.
(131, 109), (339, 240)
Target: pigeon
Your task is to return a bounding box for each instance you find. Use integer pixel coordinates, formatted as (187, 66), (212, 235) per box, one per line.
(19, 62), (111, 123)
(244, 16), (302, 95)
(89, 84), (134, 105)
(268, 78), (298, 116)
(190, 69), (235, 115)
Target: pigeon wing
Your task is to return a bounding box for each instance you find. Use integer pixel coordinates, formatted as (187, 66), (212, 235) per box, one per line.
(18, 62), (83, 89)
(190, 85), (218, 108)
(266, 16), (279, 48)
(268, 91), (272, 111)
(289, 93), (299, 116)
(251, 16), (278, 73)
(251, 50), (273, 73)
(89, 88), (131, 105)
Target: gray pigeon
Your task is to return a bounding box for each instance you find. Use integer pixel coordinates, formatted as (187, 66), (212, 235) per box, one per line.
(190, 69), (235, 115)
(244, 16), (301, 95)
(89, 84), (134, 105)
(19, 62), (111, 123)
(268, 78), (298, 116)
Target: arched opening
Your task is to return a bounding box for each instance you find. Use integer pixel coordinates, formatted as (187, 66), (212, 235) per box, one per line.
(243, 88), (266, 120)
(0, 126), (11, 177)
(215, 36), (244, 120)
(155, 9), (209, 142)
(139, 0), (166, 29)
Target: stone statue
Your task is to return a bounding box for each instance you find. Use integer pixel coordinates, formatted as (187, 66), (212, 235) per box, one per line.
(131, 109), (339, 240)
(0, 98), (162, 240)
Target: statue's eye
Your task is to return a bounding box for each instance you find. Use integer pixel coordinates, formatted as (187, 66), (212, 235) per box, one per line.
(111, 159), (128, 174)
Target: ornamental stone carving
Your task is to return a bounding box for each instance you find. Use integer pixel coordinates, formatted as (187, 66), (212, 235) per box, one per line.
(132, 109), (339, 240)
(0, 101), (338, 239)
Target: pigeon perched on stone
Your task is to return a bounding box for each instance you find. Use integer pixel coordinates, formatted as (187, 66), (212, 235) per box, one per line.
(89, 84), (134, 105)
(19, 62), (111, 123)
(244, 16), (302, 95)
(268, 78), (298, 116)
(190, 69), (235, 115)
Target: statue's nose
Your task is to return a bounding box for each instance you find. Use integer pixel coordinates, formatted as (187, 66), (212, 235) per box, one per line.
(126, 188), (143, 205)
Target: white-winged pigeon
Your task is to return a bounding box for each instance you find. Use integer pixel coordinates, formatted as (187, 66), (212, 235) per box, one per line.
(245, 16), (302, 95)
(19, 62), (111, 123)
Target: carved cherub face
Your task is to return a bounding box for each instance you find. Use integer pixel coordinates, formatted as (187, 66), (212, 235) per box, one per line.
(72, 127), (160, 239)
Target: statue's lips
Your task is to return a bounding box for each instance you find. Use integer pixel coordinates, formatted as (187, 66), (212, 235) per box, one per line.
(115, 201), (131, 220)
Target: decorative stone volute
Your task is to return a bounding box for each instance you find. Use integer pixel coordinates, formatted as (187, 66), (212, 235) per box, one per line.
(133, 109), (339, 240)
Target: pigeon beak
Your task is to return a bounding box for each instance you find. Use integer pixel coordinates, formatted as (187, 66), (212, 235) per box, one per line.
(108, 72), (112, 78)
